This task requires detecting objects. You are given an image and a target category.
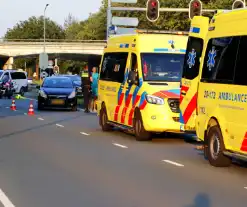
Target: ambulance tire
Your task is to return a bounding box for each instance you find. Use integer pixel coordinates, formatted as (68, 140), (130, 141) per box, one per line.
(99, 105), (112, 131)
(206, 125), (231, 167)
(134, 110), (151, 141)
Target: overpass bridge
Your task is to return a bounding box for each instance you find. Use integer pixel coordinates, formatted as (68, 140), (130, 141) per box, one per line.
(0, 39), (107, 69)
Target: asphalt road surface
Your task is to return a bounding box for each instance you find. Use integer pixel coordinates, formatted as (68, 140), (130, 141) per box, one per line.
(0, 98), (247, 207)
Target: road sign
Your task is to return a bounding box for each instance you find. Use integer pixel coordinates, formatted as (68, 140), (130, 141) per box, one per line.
(116, 27), (136, 34)
(48, 60), (53, 66)
(109, 25), (118, 34)
(111, 0), (137, 3)
(112, 17), (139, 27)
(41, 71), (48, 78)
(39, 53), (48, 70)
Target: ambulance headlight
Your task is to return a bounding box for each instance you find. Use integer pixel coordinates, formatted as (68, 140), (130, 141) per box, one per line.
(145, 94), (164, 105)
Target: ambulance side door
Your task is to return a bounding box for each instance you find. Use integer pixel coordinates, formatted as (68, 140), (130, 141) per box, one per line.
(121, 52), (140, 126)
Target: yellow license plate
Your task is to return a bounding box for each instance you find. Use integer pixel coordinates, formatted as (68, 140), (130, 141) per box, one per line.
(51, 99), (64, 105)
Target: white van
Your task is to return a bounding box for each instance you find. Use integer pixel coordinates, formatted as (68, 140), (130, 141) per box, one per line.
(0, 70), (28, 96)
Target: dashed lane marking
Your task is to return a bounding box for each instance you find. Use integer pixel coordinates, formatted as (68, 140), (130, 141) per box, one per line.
(0, 188), (16, 207)
(162, 160), (184, 167)
(5, 107), (9, 109)
(24, 113), (27, 115)
(38, 118), (44, 121)
(112, 143), (128, 149)
(80, 132), (90, 136)
(56, 124), (64, 128)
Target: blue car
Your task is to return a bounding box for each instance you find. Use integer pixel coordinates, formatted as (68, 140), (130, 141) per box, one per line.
(37, 76), (79, 111)
(63, 75), (83, 96)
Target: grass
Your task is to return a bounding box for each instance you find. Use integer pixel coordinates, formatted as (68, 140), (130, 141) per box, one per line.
(32, 79), (43, 85)
(77, 97), (83, 106)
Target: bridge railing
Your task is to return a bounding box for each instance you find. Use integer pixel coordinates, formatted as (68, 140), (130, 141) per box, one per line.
(0, 39), (107, 46)
(0, 38), (106, 43)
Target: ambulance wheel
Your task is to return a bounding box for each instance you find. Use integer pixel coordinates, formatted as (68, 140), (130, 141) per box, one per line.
(99, 105), (112, 131)
(206, 125), (231, 167)
(133, 110), (151, 141)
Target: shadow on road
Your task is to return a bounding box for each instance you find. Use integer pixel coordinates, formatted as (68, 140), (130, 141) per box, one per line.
(0, 113), (85, 140)
(184, 193), (212, 207)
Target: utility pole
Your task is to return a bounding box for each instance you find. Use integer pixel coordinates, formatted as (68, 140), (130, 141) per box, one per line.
(106, 0), (112, 40)
(43, 4), (49, 53)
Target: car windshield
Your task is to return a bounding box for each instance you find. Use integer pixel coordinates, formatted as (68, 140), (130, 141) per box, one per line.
(141, 53), (185, 82)
(42, 78), (73, 88)
(65, 75), (81, 82)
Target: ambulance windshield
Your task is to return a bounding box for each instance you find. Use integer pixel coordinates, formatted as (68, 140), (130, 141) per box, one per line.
(141, 53), (185, 82)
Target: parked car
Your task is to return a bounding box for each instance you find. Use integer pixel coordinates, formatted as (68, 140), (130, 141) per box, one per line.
(37, 76), (80, 111)
(63, 75), (83, 96)
(0, 70), (28, 96)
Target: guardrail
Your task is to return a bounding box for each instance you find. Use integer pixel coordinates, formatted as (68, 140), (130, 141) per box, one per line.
(0, 39), (107, 43)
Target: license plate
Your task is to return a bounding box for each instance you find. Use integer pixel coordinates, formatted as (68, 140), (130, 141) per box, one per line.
(51, 99), (64, 105)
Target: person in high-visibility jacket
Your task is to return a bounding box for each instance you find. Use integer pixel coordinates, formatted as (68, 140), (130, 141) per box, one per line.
(81, 70), (90, 113)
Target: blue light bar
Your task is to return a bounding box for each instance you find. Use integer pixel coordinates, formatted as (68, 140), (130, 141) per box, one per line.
(154, 48), (169, 52)
(190, 27), (200, 33)
(154, 48), (186, 53)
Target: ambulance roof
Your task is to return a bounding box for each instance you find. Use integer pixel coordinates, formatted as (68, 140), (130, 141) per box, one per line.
(106, 33), (188, 54)
(209, 8), (247, 36)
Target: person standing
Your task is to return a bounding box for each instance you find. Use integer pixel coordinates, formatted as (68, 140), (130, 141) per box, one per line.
(90, 67), (99, 112)
(81, 68), (91, 113)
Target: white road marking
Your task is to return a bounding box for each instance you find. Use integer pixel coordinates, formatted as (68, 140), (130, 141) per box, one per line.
(25, 97), (37, 102)
(0, 188), (16, 207)
(112, 143), (128, 149)
(24, 113), (27, 115)
(38, 118), (44, 121)
(5, 107), (9, 109)
(162, 160), (184, 167)
(56, 124), (64, 128)
(244, 187), (247, 190)
(80, 132), (90, 136)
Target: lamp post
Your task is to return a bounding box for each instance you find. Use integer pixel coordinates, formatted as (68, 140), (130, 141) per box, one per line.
(43, 3), (49, 53)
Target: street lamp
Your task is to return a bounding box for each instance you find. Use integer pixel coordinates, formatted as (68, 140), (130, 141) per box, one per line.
(43, 3), (49, 53)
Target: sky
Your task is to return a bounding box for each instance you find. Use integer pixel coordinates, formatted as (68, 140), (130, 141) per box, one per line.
(0, 0), (102, 37)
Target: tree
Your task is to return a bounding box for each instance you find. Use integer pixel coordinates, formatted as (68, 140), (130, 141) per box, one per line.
(4, 16), (65, 70)
(5, 16), (65, 40)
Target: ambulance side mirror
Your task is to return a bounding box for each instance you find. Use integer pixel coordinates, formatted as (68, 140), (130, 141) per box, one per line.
(127, 70), (136, 85)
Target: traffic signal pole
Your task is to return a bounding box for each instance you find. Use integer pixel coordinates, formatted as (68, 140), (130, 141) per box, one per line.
(110, 7), (220, 12)
(106, 0), (228, 39)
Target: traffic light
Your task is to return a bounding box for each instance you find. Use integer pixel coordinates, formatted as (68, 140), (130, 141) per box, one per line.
(146, 0), (160, 22)
(189, 0), (202, 19)
(232, 0), (245, 9)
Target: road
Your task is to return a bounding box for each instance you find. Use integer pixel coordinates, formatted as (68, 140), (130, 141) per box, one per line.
(0, 98), (247, 207)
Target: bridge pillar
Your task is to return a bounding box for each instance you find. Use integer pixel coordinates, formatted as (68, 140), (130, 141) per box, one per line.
(87, 55), (102, 76)
(3, 57), (14, 69)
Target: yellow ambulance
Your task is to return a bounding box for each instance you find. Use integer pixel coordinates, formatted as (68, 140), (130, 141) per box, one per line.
(97, 30), (188, 141)
(182, 9), (247, 167)
(180, 16), (209, 133)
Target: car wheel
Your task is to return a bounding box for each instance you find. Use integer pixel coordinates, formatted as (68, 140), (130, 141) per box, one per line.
(206, 125), (231, 167)
(99, 105), (112, 131)
(20, 87), (25, 96)
(133, 110), (151, 141)
(37, 101), (43, 111)
(72, 105), (77, 111)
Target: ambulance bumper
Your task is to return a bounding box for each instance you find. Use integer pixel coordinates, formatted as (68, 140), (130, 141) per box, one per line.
(141, 108), (183, 133)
